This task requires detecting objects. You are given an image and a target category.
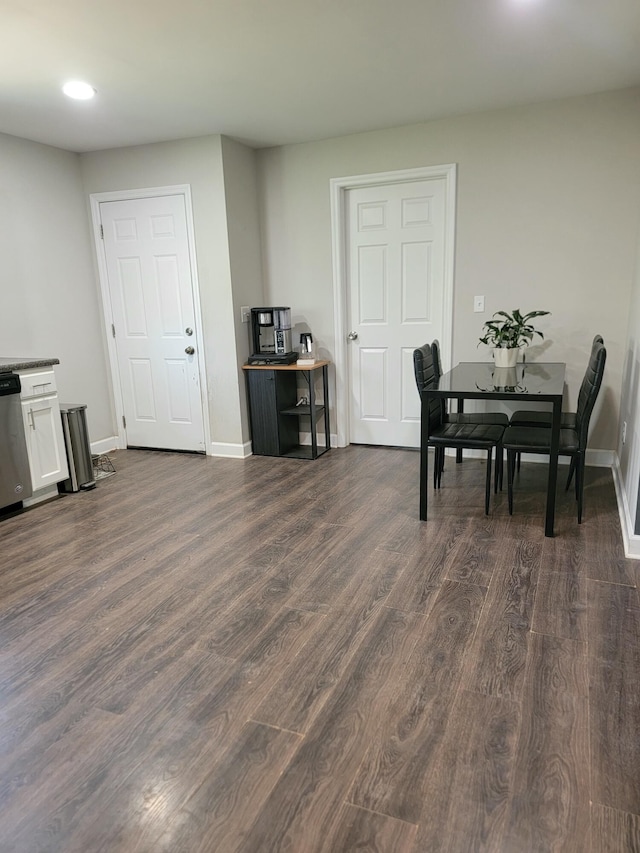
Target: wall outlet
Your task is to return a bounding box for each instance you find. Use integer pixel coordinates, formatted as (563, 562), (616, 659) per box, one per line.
(622, 421), (627, 444)
(241, 306), (250, 324)
(473, 295), (485, 313)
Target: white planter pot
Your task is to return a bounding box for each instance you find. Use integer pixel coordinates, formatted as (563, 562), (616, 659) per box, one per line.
(493, 347), (519, 368)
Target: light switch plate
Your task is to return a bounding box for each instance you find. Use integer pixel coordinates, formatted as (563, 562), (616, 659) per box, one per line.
(241, 306), (250, 323)
(473, 295), (485, 313)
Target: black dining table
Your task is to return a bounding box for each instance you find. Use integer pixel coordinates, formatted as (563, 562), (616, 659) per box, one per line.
(420, 361), (566, 537)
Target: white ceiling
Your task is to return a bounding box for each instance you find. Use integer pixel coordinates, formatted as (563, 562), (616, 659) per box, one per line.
(2, 0), (640, 153)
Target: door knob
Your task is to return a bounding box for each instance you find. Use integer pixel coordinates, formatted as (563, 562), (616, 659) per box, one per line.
(347, 331), (358, 341)
(185, 346), (195, 355)
(185, 327), (193, 336)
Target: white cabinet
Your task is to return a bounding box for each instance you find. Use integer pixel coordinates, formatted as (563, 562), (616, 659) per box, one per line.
(19, 368), (68, 493)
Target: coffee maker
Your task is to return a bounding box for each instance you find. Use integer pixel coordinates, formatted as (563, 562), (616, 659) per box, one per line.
(247, 307), (298, 365)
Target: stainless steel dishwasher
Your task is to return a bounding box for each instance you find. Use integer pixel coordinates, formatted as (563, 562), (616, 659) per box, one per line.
(0, 373), (32, 509)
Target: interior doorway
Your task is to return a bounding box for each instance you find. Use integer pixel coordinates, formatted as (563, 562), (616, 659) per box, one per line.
(331, 165), (457, 448)
(91, 185), (209, 453)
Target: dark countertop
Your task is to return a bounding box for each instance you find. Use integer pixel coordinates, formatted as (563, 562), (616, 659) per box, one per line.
(0, 357), (60, 371)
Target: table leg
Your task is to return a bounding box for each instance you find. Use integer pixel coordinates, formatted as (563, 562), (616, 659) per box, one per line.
(456, 398), (464, 463)
(545, 397), (562, 537)
(420, 389), (429, 520)
(322, 364), (330, 450)
(307, 371), (318, 458)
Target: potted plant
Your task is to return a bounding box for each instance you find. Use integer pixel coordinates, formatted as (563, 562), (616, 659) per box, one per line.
(479, 308), (550, 368)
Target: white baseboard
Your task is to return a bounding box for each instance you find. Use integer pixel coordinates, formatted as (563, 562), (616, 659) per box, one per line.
(211, 440), (253, 459)
(89, 436), (252, 459)
(584, 448), (616, 468)
(90, 436), (120, 455)
(612, 454), (640, 560)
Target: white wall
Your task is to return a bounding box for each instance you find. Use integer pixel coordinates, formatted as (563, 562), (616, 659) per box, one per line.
(0, 132), (113, 441)
(257, 88), (640, 451)
(80, 135), (255, 451)
(220, 136), (265, 443)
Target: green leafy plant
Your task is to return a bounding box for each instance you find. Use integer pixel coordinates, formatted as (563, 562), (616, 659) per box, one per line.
(479, 309), (550, 349)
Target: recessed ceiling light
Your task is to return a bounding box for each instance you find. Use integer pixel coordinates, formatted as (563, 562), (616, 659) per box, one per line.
(62, 81), (97, 100)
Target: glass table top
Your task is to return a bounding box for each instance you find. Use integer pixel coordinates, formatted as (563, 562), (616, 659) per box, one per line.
(434, 362), (566, 397)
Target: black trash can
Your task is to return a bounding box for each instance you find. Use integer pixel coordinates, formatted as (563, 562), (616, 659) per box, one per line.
(59, 404), (96, 492)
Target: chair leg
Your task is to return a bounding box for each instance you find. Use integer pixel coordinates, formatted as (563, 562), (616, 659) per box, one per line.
(507, 450), (515, 515)
(433, 448), (439, 489)
(484, 447), (493, 515)
(565, 456), (576, 491)
(437, 448), (444, 488)
(516, 451), (521, 472)
(576, 453), (584, 523)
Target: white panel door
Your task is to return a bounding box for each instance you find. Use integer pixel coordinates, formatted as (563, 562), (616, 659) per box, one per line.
(100, 195), (205, 452)
(347, 179), (447, 447)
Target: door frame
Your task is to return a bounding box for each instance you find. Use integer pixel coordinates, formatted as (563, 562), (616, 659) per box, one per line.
(330, 164), (457, 447)
(90, 184), (210, 454)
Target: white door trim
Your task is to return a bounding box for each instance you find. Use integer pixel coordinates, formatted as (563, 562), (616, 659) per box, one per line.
(330, 165), (457, 447)
(90, 185), (211, 454)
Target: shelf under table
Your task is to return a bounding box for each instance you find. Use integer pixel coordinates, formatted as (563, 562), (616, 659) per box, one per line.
(281, 444), (330, 460)
(280, 405), (325, 418)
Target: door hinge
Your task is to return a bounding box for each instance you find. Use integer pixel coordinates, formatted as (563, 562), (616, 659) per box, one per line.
(100, 224), (104, 239)
(111, 323), (116, 338)
(122, 415), (126, 429)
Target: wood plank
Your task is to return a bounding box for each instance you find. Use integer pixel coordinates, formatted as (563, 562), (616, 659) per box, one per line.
(590, 658), (640, 816)
(286, 547), (408, 615)
(384, 520), (466, 614)
(587, 580), (640, 666)
(590, 803), (640, 852)
(237, 606), (425, 852)
(253, 551), (408, 732)
(18, 648), (240, 852)
(413, 690), (520, 852)
(443, 527), (501, 587)
(503, 632), (590, 852)
(0, 707), (129, 850)
(348, 580), (486, 823)
(0, 646), (235, 820)
(57, 609), (322, 852)
(462, 538), (542, 701)
(531, 571), (587, 643)
(151, 722), (303, 853)
(321, 803), (417, 853)
(587, 581), (640, 809)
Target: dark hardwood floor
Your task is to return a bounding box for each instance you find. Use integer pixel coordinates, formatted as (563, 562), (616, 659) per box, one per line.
(1, 446), (639, 852)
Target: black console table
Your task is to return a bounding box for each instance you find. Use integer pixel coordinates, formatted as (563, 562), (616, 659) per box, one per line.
(242, 361), (331, 459)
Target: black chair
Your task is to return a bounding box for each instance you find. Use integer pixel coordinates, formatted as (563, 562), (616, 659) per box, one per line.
(509, 335), (604, 478)
(414, 343), (505, 514)
(420, 340), (508, 485)
(414, 343), (445, 481)
(509, 335), (603, 429)
(502, 340), (606, 523)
